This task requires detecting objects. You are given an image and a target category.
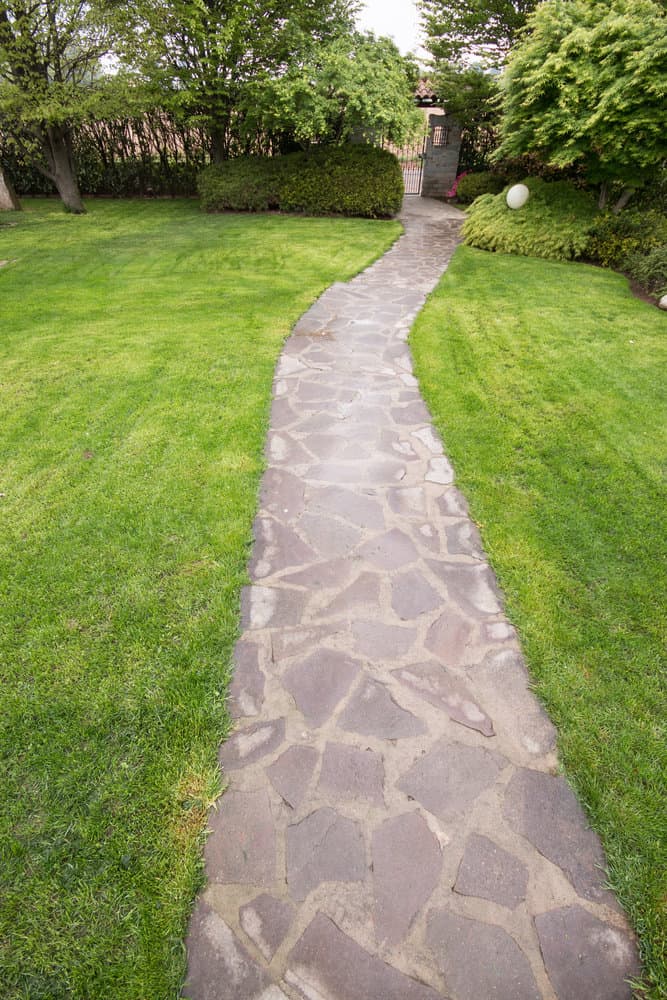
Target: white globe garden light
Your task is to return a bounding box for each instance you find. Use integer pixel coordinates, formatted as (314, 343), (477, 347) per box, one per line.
(506, 183), (530, 210)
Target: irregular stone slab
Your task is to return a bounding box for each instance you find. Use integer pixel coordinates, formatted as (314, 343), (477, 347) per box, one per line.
(428, 561), (502, 616)
(373, 812), (442, 946)
(391, 570), (442, 620)
(535, 906), (640, 1000)
(387, 485), (428, 517)
(477, 649), (557, 756)
(339, 677), (426, 739)
(205, 790), (275, 885)
(185, 901), (280, 999)
(319, 572), (381, 619)
(393, 662), (494, 737)
(454, 834), (528, 909)
(248, 517), (315, 579)
(445, 519), (484, 559)
(283, 649), (361, 727)
(391, 401), (431, 425)
(481, 620), (516, 644)
(260, 468), (305, 522)
(280, 558), (353, 590)
(425, 609), (477, 667)
(270, 626), (339, 663)
(425, 456), (455, 485)
(318, 741), (385, 805)
(267, 432), (312, 467)
(352, 620), (418, 659)
(398, 741), (505, 820)
(426, 908), (541, 1000)
(286, 912), (441, 1000)
(296, 512), (361, 558)
(267, 745), (318, 810)
(228, 640), (264, 718)
(311, 485), (385, 529)
(358, 528), (419, 570)
(411, 426), (443, 454)
(286, 807), (366, 901)
(503, 769), (615, 904)
(241, 586), (306, 630)
(436, 487), (470, 518)
(416, 522), (441, 553)
(270, 397), (298, 430)
(307, 458), (406, 485)
(219, 718), (285, 770)
(239, 893), (295, 963)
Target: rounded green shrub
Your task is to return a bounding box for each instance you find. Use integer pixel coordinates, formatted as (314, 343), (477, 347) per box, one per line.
(462, 178), (598, 261)
(197, 144), (403, 219)
(455, 171), (505, 205)
(586, 208), (667, 269)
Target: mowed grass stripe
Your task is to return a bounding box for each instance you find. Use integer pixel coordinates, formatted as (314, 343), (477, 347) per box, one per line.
(411, 245), (666, 999)
(0, 199), (400, 999)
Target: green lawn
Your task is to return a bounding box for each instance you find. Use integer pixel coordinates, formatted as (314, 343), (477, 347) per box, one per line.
(411, 246), (667, 999)
(0, 198), (400, 999)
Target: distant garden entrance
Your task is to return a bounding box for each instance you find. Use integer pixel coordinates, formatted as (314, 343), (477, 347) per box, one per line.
(398, 135), (428, 195)
(386, 114), (462, 199)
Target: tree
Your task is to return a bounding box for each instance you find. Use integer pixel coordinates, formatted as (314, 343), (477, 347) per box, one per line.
(494, 0), (667, 208)
(127, 0), (358, 163)
(251, 32), (422, 149)
(0, 2), (119, 212)
(419, 0), (539, 68)
(430, 62), (500, 171)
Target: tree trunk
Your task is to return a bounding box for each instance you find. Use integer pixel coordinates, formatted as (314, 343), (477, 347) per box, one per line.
(210, 126), (228, 165)
(598, 182), (608, 211)
(612, 187), (635, 214)
(40, 124), (86, 214)
(0, 166), (21, 210)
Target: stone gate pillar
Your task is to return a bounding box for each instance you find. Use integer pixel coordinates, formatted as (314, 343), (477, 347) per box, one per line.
(421, 114), (461, 200)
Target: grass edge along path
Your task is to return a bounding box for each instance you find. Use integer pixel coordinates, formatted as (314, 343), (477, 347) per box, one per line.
(0, 199), (401, 999)
(411, 246), (666, 999)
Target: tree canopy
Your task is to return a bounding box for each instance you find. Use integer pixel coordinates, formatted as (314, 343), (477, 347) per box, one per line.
(419, 0), (539, 67)
(494, 0), (667, 199)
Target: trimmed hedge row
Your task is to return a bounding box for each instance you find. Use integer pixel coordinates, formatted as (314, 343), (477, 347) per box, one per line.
(197, 145), (404, 219)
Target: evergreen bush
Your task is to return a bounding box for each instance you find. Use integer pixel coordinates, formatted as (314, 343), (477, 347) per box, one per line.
(462, 178), (598, 261)
(586, 209), (667, 269)
(197, 145), (403, 219)
(455, 171), (505, 205)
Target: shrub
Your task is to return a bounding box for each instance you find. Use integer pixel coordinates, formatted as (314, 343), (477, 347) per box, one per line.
(455, 171), (505, 205)
(585, 208), (667, 269)
(624, 245), (667, 298)
(197, 144), (403, 219)
(462, 178), (598, 261)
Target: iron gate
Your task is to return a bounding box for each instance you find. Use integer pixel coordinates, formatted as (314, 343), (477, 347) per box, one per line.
(397, 134), (427, 195)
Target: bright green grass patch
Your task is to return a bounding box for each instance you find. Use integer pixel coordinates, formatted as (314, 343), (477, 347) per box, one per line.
(411, 247), (666, 998)
(0, 199), (400, 999)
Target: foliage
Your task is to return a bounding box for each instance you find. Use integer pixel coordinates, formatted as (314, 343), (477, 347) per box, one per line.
(586, 208), (667, 269)
(251, 32), (422, 149)
(0, 198), (400, 998)
(495, 0), (667, 192)
(411, 245), (667, 1000)
(624, 245), (667, 298)
(462, 177), (597, 260)
(198, 144), (404, 219)
(0, 1), (125, 211)
(123, 0), (357, 163)
(419, 0), (538, 67)
(455, 170), (505, 204)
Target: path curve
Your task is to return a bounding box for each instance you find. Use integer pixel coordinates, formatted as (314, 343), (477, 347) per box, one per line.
(185, 198), (640, 1000)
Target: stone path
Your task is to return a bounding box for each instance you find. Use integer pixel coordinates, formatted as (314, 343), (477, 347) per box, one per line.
(184, 198), (640, 1000)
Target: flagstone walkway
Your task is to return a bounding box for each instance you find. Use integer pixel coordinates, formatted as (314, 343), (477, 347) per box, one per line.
(184, 198), (640, 999)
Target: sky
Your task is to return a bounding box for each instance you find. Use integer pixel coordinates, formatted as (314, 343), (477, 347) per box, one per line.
(355, 0), (427, 59)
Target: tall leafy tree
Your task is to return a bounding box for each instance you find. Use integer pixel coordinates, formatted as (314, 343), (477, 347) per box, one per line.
(252, 31), (422, 148)
(0, 1), (119, 212)
(419, 0), (539, 67)
(494, 0), (667, 207)
(128, 0), (358, 163)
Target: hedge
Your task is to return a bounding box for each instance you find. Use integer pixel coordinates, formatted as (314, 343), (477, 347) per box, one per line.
(197, 145), (404, 219)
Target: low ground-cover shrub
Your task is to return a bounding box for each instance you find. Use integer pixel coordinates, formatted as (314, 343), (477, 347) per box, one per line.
(624, 245), (667, 297)
(455, 171), (505, 205)
(586, 208), (667, 268)
(198, 144), (403, 219)
(462, 178), (598, 261)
